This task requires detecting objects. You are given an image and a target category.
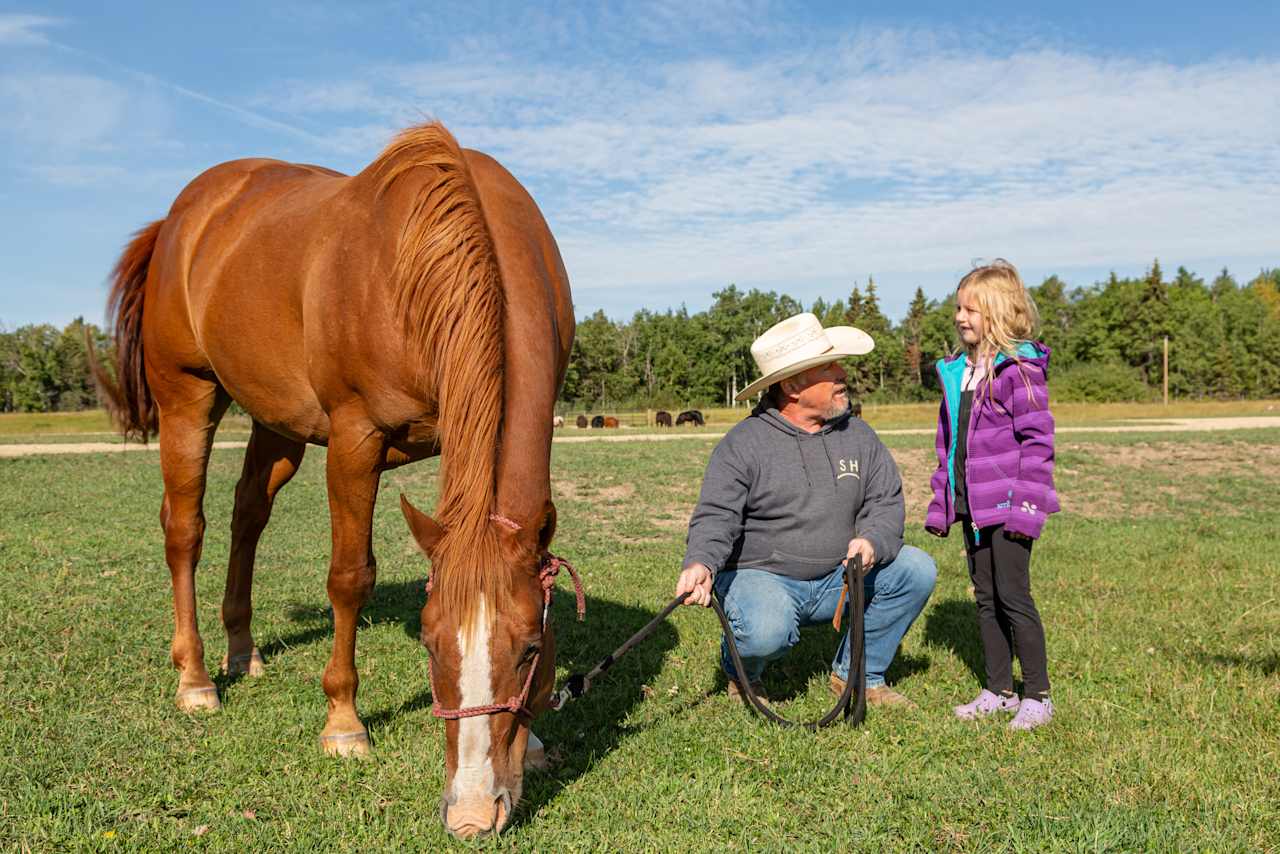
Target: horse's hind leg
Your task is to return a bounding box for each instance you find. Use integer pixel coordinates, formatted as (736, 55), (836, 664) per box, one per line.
(155, 375), (230, 712)
(318, 411), (384, 757)
(221, 422), (306, 678)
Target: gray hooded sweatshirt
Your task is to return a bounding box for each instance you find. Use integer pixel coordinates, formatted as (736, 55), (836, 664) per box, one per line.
(683, 404), (905, 580)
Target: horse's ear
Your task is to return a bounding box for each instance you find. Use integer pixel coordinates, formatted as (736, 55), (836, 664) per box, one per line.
(538, 501), (557, 553)
(400, 494), (444, 557)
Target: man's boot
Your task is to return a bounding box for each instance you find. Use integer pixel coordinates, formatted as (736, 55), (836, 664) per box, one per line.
(727, 676), (770, 708)
(829, 672), (918, 709)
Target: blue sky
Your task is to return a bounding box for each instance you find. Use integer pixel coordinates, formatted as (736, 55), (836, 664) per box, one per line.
(2, 1), (1278, 330)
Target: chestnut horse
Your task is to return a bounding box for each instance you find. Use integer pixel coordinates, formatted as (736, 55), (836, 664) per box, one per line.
(94, 123), (573, 838)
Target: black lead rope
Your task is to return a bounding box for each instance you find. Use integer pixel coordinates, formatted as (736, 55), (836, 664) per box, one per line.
(549, 557), (866, 730)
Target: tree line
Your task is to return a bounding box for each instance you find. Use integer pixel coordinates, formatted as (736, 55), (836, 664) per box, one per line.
(4, 261), (1278, 414)
(561, 262), (1280, 409)
(0, 319), (109, 413)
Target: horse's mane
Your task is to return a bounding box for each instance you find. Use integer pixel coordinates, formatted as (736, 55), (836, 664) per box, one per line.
(371, 122), (507, 634)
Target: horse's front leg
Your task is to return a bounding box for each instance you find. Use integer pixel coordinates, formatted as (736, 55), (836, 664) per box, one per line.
(318, 413), (384, 757)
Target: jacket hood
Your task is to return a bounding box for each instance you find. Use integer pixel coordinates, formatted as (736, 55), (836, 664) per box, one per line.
(937, 341), (1051, 374)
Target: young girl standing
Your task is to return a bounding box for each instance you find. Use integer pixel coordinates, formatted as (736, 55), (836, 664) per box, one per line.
(926, 259), (1059, 730)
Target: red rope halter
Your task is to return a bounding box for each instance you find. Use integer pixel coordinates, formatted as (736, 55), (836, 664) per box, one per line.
(426, 513), (584, 720)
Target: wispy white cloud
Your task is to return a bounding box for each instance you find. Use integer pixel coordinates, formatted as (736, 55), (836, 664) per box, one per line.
(248, 36), (1279, 310)
(0, 73), (129, 148)
(25, 163), (200, 189)
(0, 13), (60, 46)
(12, 10), (1276, 318)
(26, 163), (129, 186)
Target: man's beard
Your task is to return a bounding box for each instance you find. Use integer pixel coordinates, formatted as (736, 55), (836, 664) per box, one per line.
(822, 389), (851, 421)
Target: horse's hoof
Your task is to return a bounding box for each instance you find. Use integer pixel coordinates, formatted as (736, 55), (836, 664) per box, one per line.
(524, 731), (549, 771)
(320, 730), (370, 758)
(175, 686), (221, 712)
(221, 648), (265, 677)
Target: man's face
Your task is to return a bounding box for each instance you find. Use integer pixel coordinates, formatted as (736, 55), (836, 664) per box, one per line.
(785, 360), (850, 421)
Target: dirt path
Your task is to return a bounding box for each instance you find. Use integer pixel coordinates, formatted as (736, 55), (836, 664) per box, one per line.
(557, 415), (1280, 441)
(2, 416), (1277, 459)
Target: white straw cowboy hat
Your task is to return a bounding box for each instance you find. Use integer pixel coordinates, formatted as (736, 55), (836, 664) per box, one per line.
(736, 312), (874, 402)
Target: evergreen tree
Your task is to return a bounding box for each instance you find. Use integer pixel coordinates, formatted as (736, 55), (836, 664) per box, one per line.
(818, 299), (846, 328)
(901, 287), (930, 389)
(1032, 275), (1071, 365)
(1135, 260), (1171, 386)
(842, 282), (875, 396)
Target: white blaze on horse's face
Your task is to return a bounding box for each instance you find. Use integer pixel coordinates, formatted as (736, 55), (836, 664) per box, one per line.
(454, 601), (494, 788)
(442, 604), (496, 839)
(444, 600), (510, 838)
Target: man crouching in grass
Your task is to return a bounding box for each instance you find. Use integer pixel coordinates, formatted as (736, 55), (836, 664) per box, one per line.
(675, 313), (937, 709)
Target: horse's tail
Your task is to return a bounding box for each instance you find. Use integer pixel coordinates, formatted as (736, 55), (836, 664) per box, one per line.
(91, 219), (164, 441)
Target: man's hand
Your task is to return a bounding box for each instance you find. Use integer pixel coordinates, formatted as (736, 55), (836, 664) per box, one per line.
(675, 563), (713, 607)
(844, 538), (875, 574)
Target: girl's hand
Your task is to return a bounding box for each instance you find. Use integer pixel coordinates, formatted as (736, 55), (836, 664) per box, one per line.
(1005, 529), (1032, 543)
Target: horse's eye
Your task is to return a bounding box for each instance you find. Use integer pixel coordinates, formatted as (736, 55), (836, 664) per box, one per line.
(520, 642), (541, 664)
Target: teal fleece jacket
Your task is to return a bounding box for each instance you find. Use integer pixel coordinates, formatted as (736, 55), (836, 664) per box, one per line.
(683, 403), (905, 580)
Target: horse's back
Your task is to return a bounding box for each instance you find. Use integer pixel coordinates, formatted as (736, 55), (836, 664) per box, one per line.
(141, 142), (571, 449)
(148, 158), (356, 441)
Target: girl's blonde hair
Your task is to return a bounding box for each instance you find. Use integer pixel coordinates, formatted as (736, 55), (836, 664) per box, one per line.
(956, 258), (1040, 360)
(957, 259), (1041, 407)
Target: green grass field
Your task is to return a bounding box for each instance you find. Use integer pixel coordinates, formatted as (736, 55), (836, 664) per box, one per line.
(3, 399), (1276, 442)
(2, 427), (1278, 850)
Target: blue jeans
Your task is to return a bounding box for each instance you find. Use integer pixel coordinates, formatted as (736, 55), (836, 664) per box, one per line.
(713, 545), (937, 688)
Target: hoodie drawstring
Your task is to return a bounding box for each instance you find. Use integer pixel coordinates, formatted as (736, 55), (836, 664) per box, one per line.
(819, 431), (838, 487)
(795, 433), (810, 486)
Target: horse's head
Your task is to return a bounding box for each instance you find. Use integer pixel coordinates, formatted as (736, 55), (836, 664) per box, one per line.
(399, 494), (560, 840)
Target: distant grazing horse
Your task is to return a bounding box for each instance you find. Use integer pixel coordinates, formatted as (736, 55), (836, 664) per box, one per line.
(591, 415), (605, 428)
(576, 414), (588, 428)
(655, 410), (672, 427)
(603, 416), (619, 428)
(93, 123), (573, 840)
(552, 415), (565, 428)
(851, 402), (863, 419)
(676, 409), (705, 427)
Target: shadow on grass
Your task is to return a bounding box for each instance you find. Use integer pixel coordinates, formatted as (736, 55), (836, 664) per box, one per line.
(712, 621), (933, 703)
(1194, 651), (1279, 677)
(726, 624), (850, 702)
(923, 597), (985, 685)
(514, 593), (680, 829)
(260, 577), (680, 826)
(260, 576), (432, 659)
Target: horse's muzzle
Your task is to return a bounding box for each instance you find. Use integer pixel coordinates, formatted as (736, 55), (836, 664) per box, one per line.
(441, 789), (513, 839)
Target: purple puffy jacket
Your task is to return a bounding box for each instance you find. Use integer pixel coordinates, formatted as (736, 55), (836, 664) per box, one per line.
(925, 342), (1060, 540)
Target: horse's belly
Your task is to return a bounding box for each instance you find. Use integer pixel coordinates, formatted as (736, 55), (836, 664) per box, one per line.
(198, 291), (331, 444)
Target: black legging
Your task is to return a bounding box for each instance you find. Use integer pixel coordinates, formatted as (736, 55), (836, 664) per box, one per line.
(961, 521), (1050, 699)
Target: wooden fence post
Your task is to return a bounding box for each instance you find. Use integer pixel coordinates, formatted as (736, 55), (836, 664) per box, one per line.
(1163, 336), (1169, 406)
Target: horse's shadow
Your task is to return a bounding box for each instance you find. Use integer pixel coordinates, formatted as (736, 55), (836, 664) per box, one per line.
(260, 577), (679, 821)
